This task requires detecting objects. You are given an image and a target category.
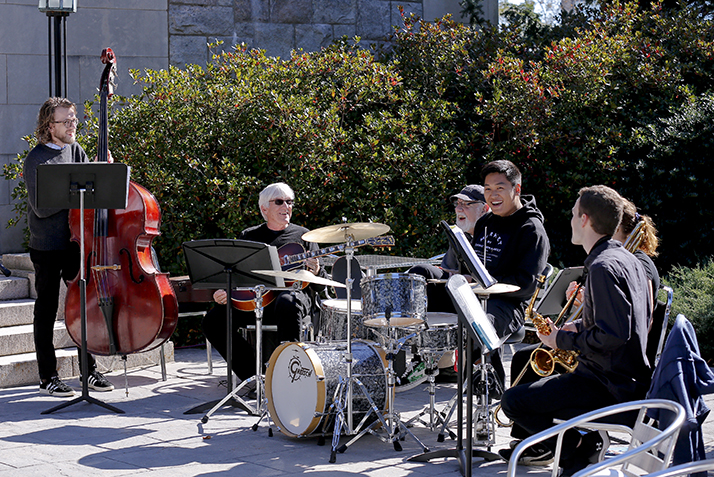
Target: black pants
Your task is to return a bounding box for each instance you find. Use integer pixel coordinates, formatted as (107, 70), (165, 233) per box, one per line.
(30, 245), (96, 382)
(500, 372), (618, 454)
(202, 290), (310, 380)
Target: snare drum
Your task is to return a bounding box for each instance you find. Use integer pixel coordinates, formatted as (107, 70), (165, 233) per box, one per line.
(265, 340), (389, 438)
(361, 273), (427, 324)
(318, 299), (366, 341)
(418, 312), (459, 352)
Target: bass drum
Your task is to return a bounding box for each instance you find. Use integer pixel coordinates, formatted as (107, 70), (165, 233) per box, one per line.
(265, 340), (389, 438)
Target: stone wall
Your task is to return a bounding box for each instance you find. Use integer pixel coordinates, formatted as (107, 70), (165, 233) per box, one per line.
(0, 1), (169, 254)
(168, 0), (496, 66)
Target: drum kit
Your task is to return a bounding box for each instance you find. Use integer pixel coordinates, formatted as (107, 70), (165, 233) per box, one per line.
(201, 220), (517, 465)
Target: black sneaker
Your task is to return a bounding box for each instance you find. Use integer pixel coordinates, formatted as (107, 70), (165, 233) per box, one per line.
(499, 443), (554, 466)
(559, 430), (610, 477)
(39, 376), (75, 397)
(82, 371), (114, 392)
(582, 430), (610, 464)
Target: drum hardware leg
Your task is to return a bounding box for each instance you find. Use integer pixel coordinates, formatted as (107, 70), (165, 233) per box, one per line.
(123, 355), (129, 397)
(337, 325), (431, 457)
(404, 352), (445, 432)
(194, 286), (274, 423)
(436, 377), (467, 442)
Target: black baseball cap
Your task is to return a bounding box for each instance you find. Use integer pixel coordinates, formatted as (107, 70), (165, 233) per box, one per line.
(450, 184), (485, 203)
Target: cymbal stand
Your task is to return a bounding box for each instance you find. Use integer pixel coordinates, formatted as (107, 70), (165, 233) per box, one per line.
(189, 284), (283, 427)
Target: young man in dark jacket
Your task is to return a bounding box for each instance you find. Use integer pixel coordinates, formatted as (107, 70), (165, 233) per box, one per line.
(469, 160), (551, 391)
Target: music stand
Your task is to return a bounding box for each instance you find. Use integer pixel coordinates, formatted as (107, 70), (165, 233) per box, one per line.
(37, 162), (129, 415)
(439, 221), (496, 289)
(182, 239), (284, 419)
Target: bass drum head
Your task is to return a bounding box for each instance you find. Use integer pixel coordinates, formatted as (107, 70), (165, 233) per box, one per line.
(265, 342), (326, 437)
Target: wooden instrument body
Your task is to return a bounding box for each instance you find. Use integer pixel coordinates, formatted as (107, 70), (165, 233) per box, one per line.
(65, 181), (178, 355)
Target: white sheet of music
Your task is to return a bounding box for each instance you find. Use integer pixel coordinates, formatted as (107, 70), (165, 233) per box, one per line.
(446, 274), (502, 352)
(450, 226), (497, 288)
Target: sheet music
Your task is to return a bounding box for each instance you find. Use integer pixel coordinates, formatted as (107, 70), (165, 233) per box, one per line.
(448, 224), (497, 289)
(446, 274), (503, 352)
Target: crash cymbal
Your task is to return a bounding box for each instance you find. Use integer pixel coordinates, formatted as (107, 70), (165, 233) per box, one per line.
(302, 222), (390, 243)
(470, 282), (520, 295)
(252, 269), (347, 288)
(363, 317), (424, 328)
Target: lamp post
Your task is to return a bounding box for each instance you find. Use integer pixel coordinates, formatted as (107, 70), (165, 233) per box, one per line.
(38, 0), (77, 98)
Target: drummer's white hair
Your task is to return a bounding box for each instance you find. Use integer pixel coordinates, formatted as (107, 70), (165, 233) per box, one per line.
(259, 182), (295, 220)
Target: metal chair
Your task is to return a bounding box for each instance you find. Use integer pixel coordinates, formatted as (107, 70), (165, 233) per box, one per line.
(647, 285), (673, 367)
(506, 399), (686, 477)
(644, 458), (714, 477)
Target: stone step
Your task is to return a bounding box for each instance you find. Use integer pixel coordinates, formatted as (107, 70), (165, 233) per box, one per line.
(0, 299), (35, 327)
(0, 276), (30, 301)
(2, 253), (33, 271)
(0, 321), (74, 357)
(0, 341), (174, 389)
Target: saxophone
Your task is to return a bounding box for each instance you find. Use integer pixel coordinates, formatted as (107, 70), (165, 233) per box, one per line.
(528, 288), (580, 377)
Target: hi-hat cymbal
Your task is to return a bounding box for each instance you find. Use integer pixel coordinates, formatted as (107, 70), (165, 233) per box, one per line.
(252, 269), (347, 288)
(302, 222), (390, 243)
(470, 282), (520, 295)
(363, 317), (424, 328)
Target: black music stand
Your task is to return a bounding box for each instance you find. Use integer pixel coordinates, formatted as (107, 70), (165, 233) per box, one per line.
(408, 222), (503, 476)
(37, 162), (130, 415)
(182, 239), (283, 418)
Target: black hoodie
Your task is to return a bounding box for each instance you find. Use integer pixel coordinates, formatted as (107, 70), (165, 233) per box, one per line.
(470, 194), (550, 305)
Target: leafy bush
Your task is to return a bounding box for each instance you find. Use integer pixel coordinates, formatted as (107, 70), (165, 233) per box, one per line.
(73, 40), (468, 274)
(663, 259), (714, 363)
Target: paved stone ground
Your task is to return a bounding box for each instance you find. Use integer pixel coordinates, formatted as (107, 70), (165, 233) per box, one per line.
(0, 343), (712, 476)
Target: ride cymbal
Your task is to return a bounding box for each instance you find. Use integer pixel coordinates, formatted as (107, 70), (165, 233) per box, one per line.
(470, 282), (520, 295)
(302, 222), (390, 243)
(252, 269), (347, 288)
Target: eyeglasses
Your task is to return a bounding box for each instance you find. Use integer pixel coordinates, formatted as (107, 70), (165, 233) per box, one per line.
(52, 118), (79, 128)
(453, 200), (481, 208)
(270, 199), (294, 206)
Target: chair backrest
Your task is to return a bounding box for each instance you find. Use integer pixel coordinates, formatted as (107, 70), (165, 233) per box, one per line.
(644, 458), (714, 477)
(507, 399), (686, 477)
(331, 256), (363, 299)
(647, 285), (673, 367)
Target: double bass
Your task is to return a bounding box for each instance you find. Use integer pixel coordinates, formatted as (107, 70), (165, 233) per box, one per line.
(65, 48), (178, 356)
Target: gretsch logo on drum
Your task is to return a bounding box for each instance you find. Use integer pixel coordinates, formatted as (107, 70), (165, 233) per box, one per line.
(288, 355), (313, 382)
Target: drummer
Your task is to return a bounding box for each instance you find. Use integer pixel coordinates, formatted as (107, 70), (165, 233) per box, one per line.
(201, 182), (327, 387)
(409, 184), (490, 312)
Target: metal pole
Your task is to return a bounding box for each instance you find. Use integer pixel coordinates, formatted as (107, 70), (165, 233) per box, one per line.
(53, 15), (62, 97)
(47, 16), (52, 96)
(62, 15), (68, 98)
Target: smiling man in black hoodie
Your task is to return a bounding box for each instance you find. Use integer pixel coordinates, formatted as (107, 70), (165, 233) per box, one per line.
(469, 160), (551, 393)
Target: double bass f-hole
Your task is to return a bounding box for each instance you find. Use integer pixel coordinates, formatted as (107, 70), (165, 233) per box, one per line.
(119, 248), (144, 284)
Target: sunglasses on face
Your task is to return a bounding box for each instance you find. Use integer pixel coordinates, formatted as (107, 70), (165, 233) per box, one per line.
(270, 199), (294, 206)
